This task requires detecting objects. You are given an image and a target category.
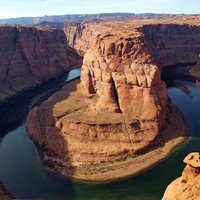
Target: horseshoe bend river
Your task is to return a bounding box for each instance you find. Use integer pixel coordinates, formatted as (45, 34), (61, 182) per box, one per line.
(0, 68), (200, 200)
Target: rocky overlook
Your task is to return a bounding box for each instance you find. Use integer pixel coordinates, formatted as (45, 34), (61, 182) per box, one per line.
(163, 152), (200, 200)
(26, 17), (198, 182)
(0, 26), (81, 103)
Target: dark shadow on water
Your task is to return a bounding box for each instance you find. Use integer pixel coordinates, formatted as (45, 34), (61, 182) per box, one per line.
(0, 68), (81, 136)
(34, 79), (80, 186)
(167, 80), (193, 99)
(161, 62), (198, 83)
(0, 69), (81, 200)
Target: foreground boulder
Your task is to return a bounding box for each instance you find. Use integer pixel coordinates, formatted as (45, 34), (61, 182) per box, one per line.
(163, 152), (200, 200)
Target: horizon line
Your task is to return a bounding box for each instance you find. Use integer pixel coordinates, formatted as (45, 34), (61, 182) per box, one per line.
(1, 12), (200, 20)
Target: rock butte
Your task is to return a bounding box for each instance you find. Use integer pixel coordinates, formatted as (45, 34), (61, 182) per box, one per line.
(26, 16), (200, 182)
(163, 152), (200, 200)
(0, 26), (81, 103)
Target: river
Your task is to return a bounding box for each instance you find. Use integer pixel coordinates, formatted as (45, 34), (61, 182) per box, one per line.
(0, 69), (200, 200)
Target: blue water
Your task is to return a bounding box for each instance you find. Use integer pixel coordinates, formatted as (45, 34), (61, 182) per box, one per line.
(0, 76), (200, 200)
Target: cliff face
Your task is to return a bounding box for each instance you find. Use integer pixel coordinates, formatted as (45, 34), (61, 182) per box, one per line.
(163, 153), (200, 200)
(65, 19), (200, 69)
(64, 23), (106, 56)
(0, 26), (81, 102)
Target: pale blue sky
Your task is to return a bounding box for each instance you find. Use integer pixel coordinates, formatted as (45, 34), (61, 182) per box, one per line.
(0, 0), (199, 19)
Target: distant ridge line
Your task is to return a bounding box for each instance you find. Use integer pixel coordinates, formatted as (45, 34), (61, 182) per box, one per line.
(0, 13), (182, 25)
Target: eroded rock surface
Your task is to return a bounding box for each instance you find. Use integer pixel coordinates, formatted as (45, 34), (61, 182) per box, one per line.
(0, 26), (81, 103)
(81, 32), (167, 129)
(163, 152), (200, 200)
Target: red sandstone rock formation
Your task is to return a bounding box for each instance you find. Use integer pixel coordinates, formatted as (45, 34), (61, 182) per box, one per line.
(64, 23), (106, 56)
(65, 18), (200, 68)
(81, 32), (167, 129)
(163, 152), (200, 200)
(27, 17), (200, 182)
(0, 26), (82, 102)
(141, 24), (200, 68)
(28, 22), (169, 161)
(26, 19), (176, 182)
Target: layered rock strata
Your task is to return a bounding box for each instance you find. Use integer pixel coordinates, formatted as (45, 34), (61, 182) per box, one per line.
(163, 152), (200, 200)
(0, 26), (82, 103)
(65, 17), (200, 68)
(27, 20), (188, 182)
(81, 32), (167, 128)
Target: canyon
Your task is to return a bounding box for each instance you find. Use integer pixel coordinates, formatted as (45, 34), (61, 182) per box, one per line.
(1, 15), (200, 197)
(26, 16), (200, 182)
(0, 26), (81, 104)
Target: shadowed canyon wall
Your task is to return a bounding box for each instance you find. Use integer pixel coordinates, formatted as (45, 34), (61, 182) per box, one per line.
(0, 26), (82, 103)
(65, 20), (200, 67)
(141, 24), (200, 68)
